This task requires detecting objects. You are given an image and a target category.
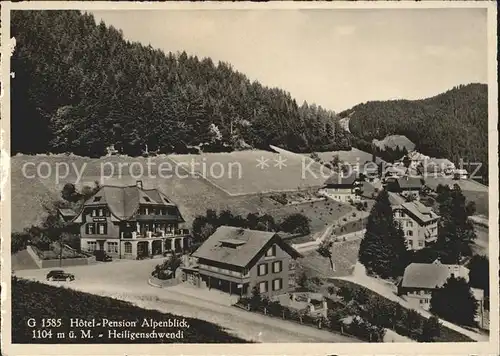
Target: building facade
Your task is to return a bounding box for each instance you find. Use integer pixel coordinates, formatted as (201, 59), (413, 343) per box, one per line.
(185, 226), (302, 298)
(386, 176), (424, 201)
(398, 261), (484, 325)
(318, 174), (362, 203)
(393, 200), (439, 250)
(71, 181), (189, 259)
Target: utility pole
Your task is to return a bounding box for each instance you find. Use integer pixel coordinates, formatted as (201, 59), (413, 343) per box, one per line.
(59, 233), (63, 268)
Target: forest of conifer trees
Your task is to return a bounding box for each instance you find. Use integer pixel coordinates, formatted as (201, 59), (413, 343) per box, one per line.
(11, 10), (352, 157)
(340, 84), (489, 183)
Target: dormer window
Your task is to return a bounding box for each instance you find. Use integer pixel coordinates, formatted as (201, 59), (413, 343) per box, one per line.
(143, 196), (151, 203)
(93, 196), (102, 202)
(164, 198), (170, 203)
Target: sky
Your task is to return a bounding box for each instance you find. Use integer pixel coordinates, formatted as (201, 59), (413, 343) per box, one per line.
(91, 8), (488, 112)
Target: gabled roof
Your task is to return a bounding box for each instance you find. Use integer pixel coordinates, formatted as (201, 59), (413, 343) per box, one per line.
(75, 184), (182, 221)
(388, 192), (406, 206)
(324, 173), (358, 186)
(401, 263), (469, 289)
(401, 201), (439, 223)
(58, 208), (77, 217)
(192, 226), (302, 268)
(396, 177), (424, 190)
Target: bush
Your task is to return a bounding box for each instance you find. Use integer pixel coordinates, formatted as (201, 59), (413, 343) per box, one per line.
(151, 256), (182, 280)
(12, 232), (30, 254)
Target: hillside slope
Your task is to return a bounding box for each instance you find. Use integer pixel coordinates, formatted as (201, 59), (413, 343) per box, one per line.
(341, 84), (488, 182)
(12, 277), (247, 343)
(11, 10), (351, 157)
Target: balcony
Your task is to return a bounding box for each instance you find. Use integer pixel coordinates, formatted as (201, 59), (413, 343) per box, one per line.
(198, 264), (250, 282)
(121, 229), (189, 239)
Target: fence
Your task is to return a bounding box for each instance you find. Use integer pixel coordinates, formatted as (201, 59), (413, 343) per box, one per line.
(234, 298), (384, 342)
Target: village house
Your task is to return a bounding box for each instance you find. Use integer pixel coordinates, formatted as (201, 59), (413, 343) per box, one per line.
(318, 173), (362, 203)
(388, 191), (439, 250)
(386, 176), (424, 200)
(392, 199), (440, 250)
(70, 181), (189, 259)
(453, 168), (469, 180)
(183, 226), (302, 298)
(398, 260), (485, 326)
(418, 158), (456, 177)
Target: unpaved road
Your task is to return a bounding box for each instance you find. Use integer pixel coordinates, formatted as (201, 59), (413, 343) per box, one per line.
(14, 260), (358, 343)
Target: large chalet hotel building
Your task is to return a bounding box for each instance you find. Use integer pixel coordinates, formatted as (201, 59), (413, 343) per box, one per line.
(71, 181), (189, 259)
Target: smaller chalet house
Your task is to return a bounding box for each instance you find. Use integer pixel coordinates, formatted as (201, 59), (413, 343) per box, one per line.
(418, 158), (456, 176)
(71, 181), (189, 259)
(185, 226), (302, 298)
(386, 176), (424, 200)
(318, 174), (362, 203)
(453, 168), (469, 180)
(398, 260), (484, 326)
(393, 200), (440, 250)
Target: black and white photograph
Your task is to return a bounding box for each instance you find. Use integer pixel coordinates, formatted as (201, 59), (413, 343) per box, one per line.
(1, 2), (498, 355)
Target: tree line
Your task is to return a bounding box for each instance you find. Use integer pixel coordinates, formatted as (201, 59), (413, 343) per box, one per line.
(11, 10), (351, 158)
(341, 83), (489, 183)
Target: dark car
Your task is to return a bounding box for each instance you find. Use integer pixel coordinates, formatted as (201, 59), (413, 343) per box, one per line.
(93, 250), (112, 262)
(46, 270), (75, 282)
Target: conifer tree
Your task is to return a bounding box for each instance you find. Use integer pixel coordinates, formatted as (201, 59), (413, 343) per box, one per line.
(358, 190), (408, 278)
(430, 276), (478, 326)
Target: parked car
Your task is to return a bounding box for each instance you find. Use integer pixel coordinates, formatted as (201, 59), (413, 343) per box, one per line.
(93, 250), (112, 262)
(46, 270), (75, 282)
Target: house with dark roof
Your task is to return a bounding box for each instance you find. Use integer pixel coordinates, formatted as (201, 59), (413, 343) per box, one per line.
(71, 180), (188, 259)
(386, 176), (424, 200)
(185, 226), (302, 298)
(318, 173), (362, 203)
(393, 200), (440, 250)
(398, 260), (484, 325)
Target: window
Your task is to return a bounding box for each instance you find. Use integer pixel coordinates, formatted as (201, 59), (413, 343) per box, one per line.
(272, 261), (283, 273)
(407, 240), (413, 248)
(407, 221), (413, 228)
(107, 242), (118, 253)
(265, 245), (276, 257)
(91, 209), (97, 217)
(124, 242), (132, 254)
(87, 241), (96, 252)
(418, 241), (424, 247)
(86, 223), (96, 235)
(259, 281), (268, 293)
(97, 223), (107, 235)
(93, 196), (102, 202)
(143, 196), (151, 202)
(420, 290), (424, 295)
(288, 278), (296, 288)
(407, 230), (413, 237)
(258, 263), (268, 276)
(98, 208), (104, 217)
(289, 261), (296, 271)
(272, 278), (283, 291)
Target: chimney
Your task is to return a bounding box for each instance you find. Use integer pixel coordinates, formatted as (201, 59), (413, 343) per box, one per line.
(136, 180), (143, 190)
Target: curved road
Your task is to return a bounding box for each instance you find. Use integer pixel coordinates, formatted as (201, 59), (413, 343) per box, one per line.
(14, 259), (358, 343)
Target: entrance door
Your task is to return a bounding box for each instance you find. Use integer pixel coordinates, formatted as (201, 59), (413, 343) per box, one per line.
(98, 240), (105, 251)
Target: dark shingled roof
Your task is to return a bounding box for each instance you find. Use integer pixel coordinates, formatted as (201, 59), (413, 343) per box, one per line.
(192, 226), (301, 268)
(75, 185), (183, 221)
(396, 177), (424, 190)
